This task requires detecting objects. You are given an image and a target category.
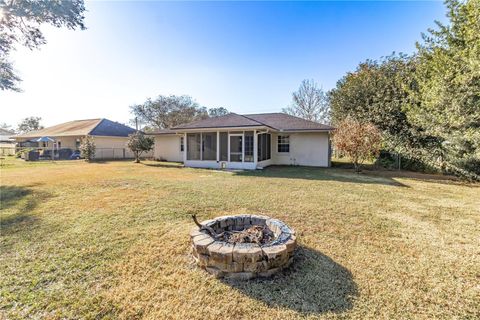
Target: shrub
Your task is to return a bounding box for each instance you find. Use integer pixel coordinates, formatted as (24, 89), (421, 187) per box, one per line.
(332, 117), (382, 172)
(79, 136), (96, 161)
(127, 132), (154, 163)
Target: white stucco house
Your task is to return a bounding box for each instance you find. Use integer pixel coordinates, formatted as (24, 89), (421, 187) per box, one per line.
(150, 113), (334, 170)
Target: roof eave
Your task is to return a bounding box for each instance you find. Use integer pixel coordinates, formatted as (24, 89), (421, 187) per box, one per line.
(171, 125), (274, 132)
(280, 128), (335, 132)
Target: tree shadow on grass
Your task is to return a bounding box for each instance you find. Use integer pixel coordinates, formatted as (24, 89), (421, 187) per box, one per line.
(0, 184), (51, 234)
(222, 246), (358, 315)
(141, 162), (184, 169)
(235, 165), (408, 187)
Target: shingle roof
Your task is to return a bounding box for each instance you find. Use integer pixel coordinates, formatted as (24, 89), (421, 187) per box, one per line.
(89, 119), (136, 137)
(172, 113), (261, 130)
(171, 113), (334, 131)
(244, 113), (334, 131)
(14, 119), (135, 139)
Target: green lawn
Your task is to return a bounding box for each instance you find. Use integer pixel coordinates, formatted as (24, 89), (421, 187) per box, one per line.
(1, 157), (479, 319)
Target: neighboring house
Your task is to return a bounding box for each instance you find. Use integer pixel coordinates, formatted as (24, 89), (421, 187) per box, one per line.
(13, 118), (141, 160)
(149, 113), (334, 170)
(0, 128), (16, 156)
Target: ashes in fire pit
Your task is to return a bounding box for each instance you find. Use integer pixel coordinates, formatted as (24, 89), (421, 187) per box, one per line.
(190, 214), (296, 280)
(220, 225), (275, 245)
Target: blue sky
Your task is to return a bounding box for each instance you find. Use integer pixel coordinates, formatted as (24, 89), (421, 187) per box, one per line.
(1, 1), (446, 127)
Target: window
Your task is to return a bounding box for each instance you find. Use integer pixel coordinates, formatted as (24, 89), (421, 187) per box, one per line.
(244, 131), (254, 162)
(180, 137), (184, 152)
(278, 135), (290, 153)
(257, 133), (271, 161)
(202, 132), (217, 160)
(187, 133), (201, 160)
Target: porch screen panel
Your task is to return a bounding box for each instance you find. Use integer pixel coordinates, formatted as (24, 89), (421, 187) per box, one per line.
(257, 133), (271, 161)
(266, 134), (271, 159)
(244, 131), (254, 162)
(230, 135), (243, 162)
(257, 134), (263, 161)
(202, 132), (217, 160)
(220, 132), (228, 161)
(187, 133), (201, 160)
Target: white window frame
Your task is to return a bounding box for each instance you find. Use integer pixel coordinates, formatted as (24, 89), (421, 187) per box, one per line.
(277, 135), (290, 153)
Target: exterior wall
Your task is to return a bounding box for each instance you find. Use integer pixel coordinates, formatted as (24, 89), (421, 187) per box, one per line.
(92, 136), (129, 149)
(54, 136), (79, 149)
(153, 135), (183, 162)
(271, 132), (330, 167)
(92, 136), (154, 159)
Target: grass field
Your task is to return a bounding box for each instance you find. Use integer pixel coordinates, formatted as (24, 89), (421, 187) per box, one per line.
(1, 157), (479, 319)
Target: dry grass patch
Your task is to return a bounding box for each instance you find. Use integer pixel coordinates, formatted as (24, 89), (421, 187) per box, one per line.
(1, 157), (479, 319)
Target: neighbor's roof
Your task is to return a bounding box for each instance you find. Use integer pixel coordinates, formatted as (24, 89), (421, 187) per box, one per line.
(14, 119), (136, 139)
(0, 128), (16, 141)
(168, 113), (334, 132)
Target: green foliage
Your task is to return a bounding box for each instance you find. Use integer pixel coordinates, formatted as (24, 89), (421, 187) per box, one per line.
(79, 136), (96, 161)
(208, 107), (229, 118)
(17, 117), (44, 133)
(130, 95), (209, 130)
(330, 54), (422, 151)
(406, 0), (480, 179)
(0, 0), (86, 91)
(330, 0), (480, 180)
(127, 132), (154, 163)
(15, 148), (33, 158)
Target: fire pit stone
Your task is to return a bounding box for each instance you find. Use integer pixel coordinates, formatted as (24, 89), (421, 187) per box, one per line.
(190, 214), (296, 280)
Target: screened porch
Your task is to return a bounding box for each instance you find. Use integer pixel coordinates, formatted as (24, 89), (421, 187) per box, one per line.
(183, 130), (272, 169)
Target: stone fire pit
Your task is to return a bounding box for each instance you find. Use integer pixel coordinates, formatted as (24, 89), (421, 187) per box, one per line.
(190, 215), (296, 280)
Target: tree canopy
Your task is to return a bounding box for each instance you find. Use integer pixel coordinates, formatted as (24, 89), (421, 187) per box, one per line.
(329, 0), (480, 180)
(208, 107), (229, 118)
(332, 117), (382, 172)
(406, 0), (480, 178)
(127, 132), (154, 163)
(131, 95), (230, 131)
(17, 116), (43, 133)
(283, 79), (330, 124)
(0, 0), (86, 91)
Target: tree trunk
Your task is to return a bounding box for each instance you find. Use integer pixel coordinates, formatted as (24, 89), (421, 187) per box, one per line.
(353, 161), (361, 173)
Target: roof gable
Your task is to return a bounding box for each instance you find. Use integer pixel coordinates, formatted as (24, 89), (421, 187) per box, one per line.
(14, 119), (102, 138)
(13, 119), (135, 139)
(89, 119), (136, 137)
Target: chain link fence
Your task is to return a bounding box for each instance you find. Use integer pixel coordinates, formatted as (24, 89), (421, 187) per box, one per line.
(13, 147), (153, 161)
